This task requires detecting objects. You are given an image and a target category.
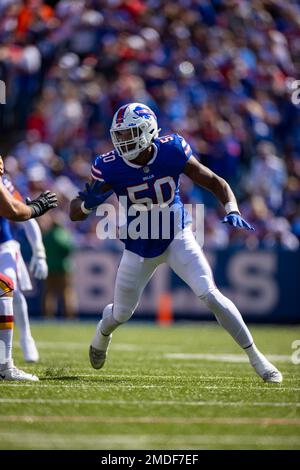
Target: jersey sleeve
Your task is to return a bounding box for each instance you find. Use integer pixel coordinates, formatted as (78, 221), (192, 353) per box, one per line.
(172, 134), (195, 174)
(90, 156), (105, 182)
(177, 135), (194, 160)
(91, 151), (117, 185)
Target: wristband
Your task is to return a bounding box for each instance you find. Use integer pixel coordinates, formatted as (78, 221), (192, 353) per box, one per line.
(81, 201), (93, 215)
(225, 201), (240, 215)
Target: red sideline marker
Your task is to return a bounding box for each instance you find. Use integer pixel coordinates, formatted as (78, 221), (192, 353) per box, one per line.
(157, 292), (173, 325)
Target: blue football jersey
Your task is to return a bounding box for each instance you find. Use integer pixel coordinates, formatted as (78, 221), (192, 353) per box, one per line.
(0, 175), (16, 244)
(91, 133), (194, 257)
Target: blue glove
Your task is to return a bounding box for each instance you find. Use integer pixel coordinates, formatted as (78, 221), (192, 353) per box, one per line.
(222, 212), (254, 231)
(78, 180), (113, 210)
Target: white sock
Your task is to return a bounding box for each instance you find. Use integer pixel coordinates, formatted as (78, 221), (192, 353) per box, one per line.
(100, 304), (121, 336)
(13, 290), (32, 341)
(244, 343), (267, 365)
(0, 295), (14, 371)
(91, 304), (120, 350)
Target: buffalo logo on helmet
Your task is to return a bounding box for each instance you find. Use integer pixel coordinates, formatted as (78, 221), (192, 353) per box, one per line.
(133, 105), (156, 120)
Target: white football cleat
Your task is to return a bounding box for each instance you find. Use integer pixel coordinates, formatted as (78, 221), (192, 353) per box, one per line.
(89, 327), (112, 369)
(250, 356), (283, 383)
(21, 337), (39, 363)
(89, 305), (113, 369)
(0, 366), (39, 382)
(89, 341), (111, 370)
(262, 369), (283, 383)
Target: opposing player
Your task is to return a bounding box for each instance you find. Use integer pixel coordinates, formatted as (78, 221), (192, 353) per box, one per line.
(70, 103), (282, 383)
(0, 156), (57, 381)
(0, 174), (49, 362)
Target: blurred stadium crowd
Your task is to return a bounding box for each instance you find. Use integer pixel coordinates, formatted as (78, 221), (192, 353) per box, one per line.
(1, 0), (300, 251)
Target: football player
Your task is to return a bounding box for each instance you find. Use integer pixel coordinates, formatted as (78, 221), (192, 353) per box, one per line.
(70, 103), (282, 383)
(0, 174), (49, 363)
(0, 156), (57, 381)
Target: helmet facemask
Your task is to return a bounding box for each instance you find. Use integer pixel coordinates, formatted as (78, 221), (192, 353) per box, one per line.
(110, 124), (149, 161)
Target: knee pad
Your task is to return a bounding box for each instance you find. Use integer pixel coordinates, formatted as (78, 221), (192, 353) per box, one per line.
(112, 302), (135, 324)
(100, 303), (123, 336)
(0, 273), (14, 297)
(103, 303), (113, 318)
(103, 303), (123, 324)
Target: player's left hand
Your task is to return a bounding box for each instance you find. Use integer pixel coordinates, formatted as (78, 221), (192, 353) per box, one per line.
(30, 255), (48, 280)
(222, 212), (254, 231)
(78, 181), (113, 210)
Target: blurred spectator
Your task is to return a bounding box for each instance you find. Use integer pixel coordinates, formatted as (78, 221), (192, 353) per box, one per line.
(244, 141), (287, 212)
(42, 216), (76, 318)
(0, 0), (299, 250)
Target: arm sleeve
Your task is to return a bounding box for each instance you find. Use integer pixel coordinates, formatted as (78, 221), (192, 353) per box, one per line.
(2, 175), (23, 201)
(23, 218), (46, 257)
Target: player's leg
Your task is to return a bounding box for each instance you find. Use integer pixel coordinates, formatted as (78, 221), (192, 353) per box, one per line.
(0, 273), (38, 381)
(0, 247), (38, 362)
(89, 250), (161, 369)
(167, 228), (282, 383)
(13, 290), (39, 362)
(0, 275), (14, 371)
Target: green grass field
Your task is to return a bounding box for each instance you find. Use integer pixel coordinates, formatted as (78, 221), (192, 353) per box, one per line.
(0, 322), (299, 450)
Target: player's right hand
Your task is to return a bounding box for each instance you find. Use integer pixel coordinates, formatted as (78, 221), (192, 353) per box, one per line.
(222, 212), (254, 231)
(26, 191), (58, 218)
(30, 254), (48, 280)
(78, 181), (113, 210)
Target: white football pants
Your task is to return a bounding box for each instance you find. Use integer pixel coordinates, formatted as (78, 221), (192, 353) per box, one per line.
(107, 227), (253, 349)
(0, 240), (33, 341)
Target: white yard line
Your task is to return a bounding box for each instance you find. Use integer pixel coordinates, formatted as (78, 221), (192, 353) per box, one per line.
(33, 341), (178, 351)
(0, 431), (299, 450)
(19, 343), (298, 361)
(32, 342), (141, 351)
(0, 398), (298, 407)
(164, 353), (293, 363)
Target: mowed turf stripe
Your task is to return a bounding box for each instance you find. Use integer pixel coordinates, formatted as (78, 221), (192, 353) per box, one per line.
(0, 398), (298, 407)
(0, 415), (300, 425)
(1, 383), (299, 391)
